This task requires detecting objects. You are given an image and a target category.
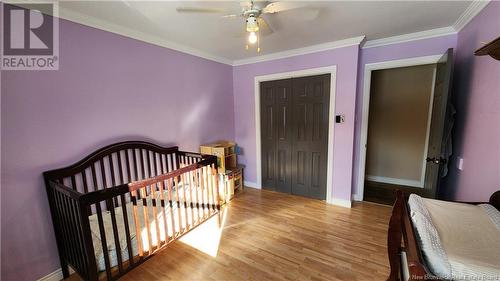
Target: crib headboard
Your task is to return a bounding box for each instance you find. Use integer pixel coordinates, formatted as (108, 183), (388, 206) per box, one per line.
(44, 141), (182, 193)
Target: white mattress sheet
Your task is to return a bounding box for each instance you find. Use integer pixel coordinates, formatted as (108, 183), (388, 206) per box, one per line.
(408, 194), (500, 280)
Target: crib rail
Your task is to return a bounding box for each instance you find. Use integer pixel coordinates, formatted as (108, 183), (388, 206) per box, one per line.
(44, 141), (221, 281)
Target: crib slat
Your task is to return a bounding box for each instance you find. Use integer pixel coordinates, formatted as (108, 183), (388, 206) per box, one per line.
(194, 168), (201, 223)
(200, 167), (207, 218)
(207, 166), (214, 213)
(126, 149), (133, 182)
(117, 151), (125, 185)
(149, 181), (162, 249)
(145, 150), (151, 178)
(180, 172), (190, 229)
(71, 175), (77, 191)
(139, 149), (146, 180)
(100, 160), (107, 188)
(91, 163), (99, 192)
(210, 164), (218, 212)
(158, 180), (170, 243)
(109, 155), (119, 207)
(187, 168), (195, 226)
(131, 190), (143, 258)
(100, 160), (109, 212)
(167, 178), (177, 237)
(140, 186), (152, 253)
(133, 149), (139, 182)
(95, 202), (112, 280)
(159, 155), (172, 240)
(173, 176), (184, 232)
(107, 198), (123, 273)
(81, 169), (89, 193)
(120, 194), (134, 266)
(214, 164), (221, 211)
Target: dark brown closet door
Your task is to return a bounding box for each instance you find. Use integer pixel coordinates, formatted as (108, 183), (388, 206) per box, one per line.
(290, 74), (330, 199)
(260, 79), (292, 193)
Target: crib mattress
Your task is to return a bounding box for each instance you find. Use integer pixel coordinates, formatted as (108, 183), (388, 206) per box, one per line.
(408, 194), (500, 280)
(89, 186), (212, 271)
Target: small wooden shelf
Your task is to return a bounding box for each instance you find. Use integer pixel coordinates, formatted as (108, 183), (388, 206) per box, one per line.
(474, 36), (500, 60)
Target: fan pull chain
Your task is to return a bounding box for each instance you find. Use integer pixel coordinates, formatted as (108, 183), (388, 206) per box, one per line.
(257, 29), (261, 53)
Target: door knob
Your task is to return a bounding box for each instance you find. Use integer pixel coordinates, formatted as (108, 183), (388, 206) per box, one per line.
(426, 157), (446, 164)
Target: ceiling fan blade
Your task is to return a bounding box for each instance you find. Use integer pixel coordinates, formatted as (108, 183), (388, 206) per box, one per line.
(257, 17), (273, 36)
(262, 1), (308, 14)
(221, 14), (240, 19)
(176, 7), (226, 13)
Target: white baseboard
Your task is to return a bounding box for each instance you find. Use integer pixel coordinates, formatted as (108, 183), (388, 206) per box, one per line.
(366, 175), (423, 188)
(244, 180), (260, 189)
(330, 198), (352, 208)
(351, 193), (363, 202)
(37, 267), (74, 281)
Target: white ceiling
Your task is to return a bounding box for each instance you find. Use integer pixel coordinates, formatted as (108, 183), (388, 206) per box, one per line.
(56, 1), (476, 64)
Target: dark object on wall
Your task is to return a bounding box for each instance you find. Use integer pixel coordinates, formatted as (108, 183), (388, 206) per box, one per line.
(386, 189), (500, 281)
(474, 36), (500, 60)
(44, 141), (221, 281)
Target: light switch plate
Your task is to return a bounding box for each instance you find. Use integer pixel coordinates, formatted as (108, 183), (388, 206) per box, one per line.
(457, 157), (464, 171)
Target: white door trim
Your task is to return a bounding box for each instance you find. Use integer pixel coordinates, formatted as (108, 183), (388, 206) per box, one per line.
(354, 55), (442, 201)
(254, 66), (337, 205)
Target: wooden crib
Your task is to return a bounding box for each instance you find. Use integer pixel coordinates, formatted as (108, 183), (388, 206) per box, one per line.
(43, 141), (221, 281)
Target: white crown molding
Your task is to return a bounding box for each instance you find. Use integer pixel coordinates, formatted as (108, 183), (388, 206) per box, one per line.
(232, 36), (365, 66)
(58, 6), (233, 65)
(362, 27), (457, 49)
(452, 0), (491, 32)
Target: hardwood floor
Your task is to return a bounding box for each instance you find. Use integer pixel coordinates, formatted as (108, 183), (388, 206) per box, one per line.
(66, 188), (392, 281)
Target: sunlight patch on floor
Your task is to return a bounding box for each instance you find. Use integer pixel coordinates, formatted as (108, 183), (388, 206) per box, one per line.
(178, 206), (229, 257)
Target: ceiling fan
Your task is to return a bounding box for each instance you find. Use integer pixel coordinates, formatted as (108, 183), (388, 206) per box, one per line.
(176, 1), (316, 53)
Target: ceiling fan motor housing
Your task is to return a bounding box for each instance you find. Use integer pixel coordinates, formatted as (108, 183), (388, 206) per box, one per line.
(246, 14), (260, 32)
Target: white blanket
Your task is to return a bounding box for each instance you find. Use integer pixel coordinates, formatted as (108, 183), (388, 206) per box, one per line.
(408, 194), (500, 280)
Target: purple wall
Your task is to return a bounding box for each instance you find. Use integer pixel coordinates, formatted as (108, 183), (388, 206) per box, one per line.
(1, 20), (234, 280)
(351, 34), (458, 198)
(443, 2), (500, 201)
(233, 45), (360, 202)
(2, 3), (499, 280)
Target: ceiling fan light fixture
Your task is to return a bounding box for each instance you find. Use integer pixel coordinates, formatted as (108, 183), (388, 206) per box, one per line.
(246, 15), (259, 32)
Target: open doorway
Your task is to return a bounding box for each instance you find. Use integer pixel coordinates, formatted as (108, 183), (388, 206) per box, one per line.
(358, 50), (454, 205)
(364, 64), (436, 204)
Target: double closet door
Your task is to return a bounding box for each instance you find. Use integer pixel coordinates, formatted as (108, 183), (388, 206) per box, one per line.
(260, 74), (330, 200)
